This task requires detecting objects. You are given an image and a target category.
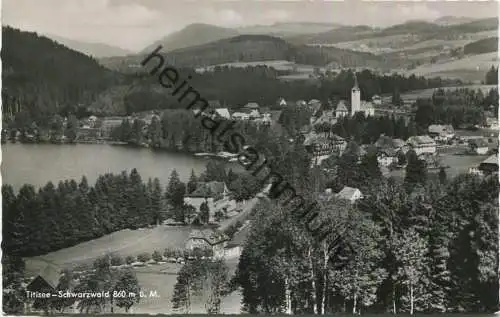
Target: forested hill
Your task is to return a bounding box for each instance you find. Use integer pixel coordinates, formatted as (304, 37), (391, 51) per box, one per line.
(2, 27), (123, 117)
(463, 37), (499, 55)
(100, 34), (384, 72)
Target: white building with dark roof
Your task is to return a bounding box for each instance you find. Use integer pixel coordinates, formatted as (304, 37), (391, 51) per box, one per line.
(407, 135), (437, 156)
(336, 186), (363, 204)
(336, 101), (349, 118)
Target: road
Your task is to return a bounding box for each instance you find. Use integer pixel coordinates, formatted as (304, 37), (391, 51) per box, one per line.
(218, 196), (261, 232)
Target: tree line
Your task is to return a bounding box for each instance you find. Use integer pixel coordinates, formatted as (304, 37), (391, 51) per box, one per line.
(2, 161), (261, 257)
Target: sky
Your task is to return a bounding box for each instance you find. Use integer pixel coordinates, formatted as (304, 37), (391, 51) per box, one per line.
(2, 0), (499, 52)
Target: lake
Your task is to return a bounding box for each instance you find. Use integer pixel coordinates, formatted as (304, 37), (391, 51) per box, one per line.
(1, 143), (234, 191)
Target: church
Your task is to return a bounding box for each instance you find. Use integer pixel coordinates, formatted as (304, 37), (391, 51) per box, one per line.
(335, 73), (375, 118)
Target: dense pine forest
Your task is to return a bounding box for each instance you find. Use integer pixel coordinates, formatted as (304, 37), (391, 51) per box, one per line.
(91, 67), (459, 116)
(1, 27), (125, 119)
(227, 138), (499, 314)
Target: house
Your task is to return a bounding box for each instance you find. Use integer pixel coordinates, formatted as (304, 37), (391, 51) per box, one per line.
(377, 148), (398, 167)
(407, 135), (437, 156)
(336, 186), (363, 204)
(26, 264), (62, 312)
(248, 109), (261, 119)
(372, 95), (382, 105)
(428, 124), (455, 142)
(231, 112), (250, 121)
(468, 138), (489, 155)
(215, 108), (231, 120)
(208, 100), (222, 108)
(335, 100), (349, 118)
(303, 132), (347, 156)
(27, 264), (61, 293)
(244, 102), (260, 110)
(185, 229), (230, 258)
(77, 127), (101, 141)
(278, 97), (287, 107)
(296, 100), (307, 107)
(254, 113), (272, 125)
(478, 154), (499, 176)
(308, 99), (322, 113)
(100, 117), (124, 138)
(184, 181), (231, 217)
(375, 135), (406, 151)
(313, 110), (336, 126)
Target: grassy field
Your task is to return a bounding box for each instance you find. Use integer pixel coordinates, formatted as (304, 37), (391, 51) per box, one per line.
(25, 226), (244, 314)
(406, 52), (499, 81)
(389, 150), (490, 180)
(392, 84), (498, 101)
(122, 259), (242, 314)
(25, 226), (193, 275)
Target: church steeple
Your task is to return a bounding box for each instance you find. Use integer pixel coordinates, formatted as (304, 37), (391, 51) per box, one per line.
(353, 71), (359, 90)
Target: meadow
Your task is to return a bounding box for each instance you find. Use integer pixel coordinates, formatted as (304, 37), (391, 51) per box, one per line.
(395, 84), (498, 101)
(25, 226), (193, 275)
(406, 52), (499, 82)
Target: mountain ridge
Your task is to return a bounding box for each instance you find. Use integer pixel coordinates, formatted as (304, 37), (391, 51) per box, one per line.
(42, 33), (133, 58)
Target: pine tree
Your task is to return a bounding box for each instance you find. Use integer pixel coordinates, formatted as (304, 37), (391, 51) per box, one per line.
(438, 167), (447, 185)
(187, 169), (198, 194)
(166, 169), (186, 208)
(404, 150), (427, 189)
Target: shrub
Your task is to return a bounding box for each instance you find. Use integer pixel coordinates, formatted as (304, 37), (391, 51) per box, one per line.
(110, 254), (124, 266)
(137, 252), (151, 263)
(125, 255), (135, 265)
(152, 250), (163, 262)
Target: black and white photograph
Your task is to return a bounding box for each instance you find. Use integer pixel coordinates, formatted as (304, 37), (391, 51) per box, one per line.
(1, 0), (499, 315)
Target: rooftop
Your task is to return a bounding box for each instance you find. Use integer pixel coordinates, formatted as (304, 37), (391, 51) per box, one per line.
(336, 101), (348, 112)
(189, 229), (230, 246)
(29, 264), (61, 290)
(481, 154), (498, 165)
(336, 186), (361, 201)
(408, 135), (436, 145)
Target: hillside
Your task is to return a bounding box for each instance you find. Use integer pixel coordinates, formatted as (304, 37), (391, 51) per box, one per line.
(102, 34), (384, 72)
(289, 17), (498, 45)
(2, 27), (122, 116)
(238, 22), (342, 37)
(463, 37), (498, 55)
(45, 34), (134, 58)
(141, 23), (239, 53)
(434, 16), (479, 26)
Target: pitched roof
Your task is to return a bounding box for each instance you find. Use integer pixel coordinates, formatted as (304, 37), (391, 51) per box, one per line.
(336, 186), (361, 201)
(361, 101), (374, 109)
(428, 124), (454, 134)
(189, 229), (230, 245)
(244, 102), (260, 109)
(187, 181), (227, 198)
(336, 100), (348, 112)
(215, 108), (231, 119)
(408, 135), (436, 146)
(303, 132), (344, 147)
(481, 154), (498, 165)
(30, 264), (61, 290)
